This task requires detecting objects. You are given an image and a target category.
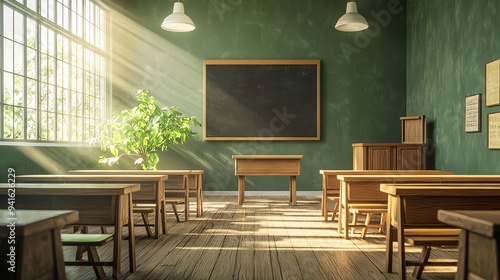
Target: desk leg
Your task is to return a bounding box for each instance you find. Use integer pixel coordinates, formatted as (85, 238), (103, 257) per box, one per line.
(385, 198), (394, 273)
(127, 193), (136, 273)
(154, 184), (161, 239)
(290, 176), (297, 206)
(160, 181), (167, 235)
(52, 228), (67, 279)
(113, 198), (123, 279)
(396, 199), (406, 280)
(197, 174), (203, 217)
(338, 183), (344, 234)
(456, 230), (468, 280)
(344, 198), (350, 239)
(238, 176), (245, 205)
(321, 175), (327, 220)
(184, 175), (190, 222)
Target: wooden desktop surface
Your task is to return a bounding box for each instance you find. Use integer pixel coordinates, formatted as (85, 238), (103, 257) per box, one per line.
(16, 174), (167, 238)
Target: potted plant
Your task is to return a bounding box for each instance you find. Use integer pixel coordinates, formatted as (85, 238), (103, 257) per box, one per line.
(90, 89), (201, 170)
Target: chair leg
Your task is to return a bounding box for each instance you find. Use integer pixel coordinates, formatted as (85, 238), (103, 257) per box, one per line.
(361, 213), (372, 239)
(379, 213), (386, 234)
(171, 203), (181, 222)
(330, 200), (339, 221)
(351, 213), (358, 234)
(75, 226), (88, 260)
(87, 246), (106, 279)
(411, 246), (432, 279)
(141, 212), (153, 237)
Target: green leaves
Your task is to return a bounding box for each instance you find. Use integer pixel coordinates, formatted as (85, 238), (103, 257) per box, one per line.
(90, 89), (201, 170)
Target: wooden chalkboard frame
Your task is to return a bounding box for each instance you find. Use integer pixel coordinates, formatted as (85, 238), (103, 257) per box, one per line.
(203, 60), (320, 141)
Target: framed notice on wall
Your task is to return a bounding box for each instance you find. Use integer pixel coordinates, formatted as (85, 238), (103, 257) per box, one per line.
(465, 94), (481, 132)
(485, 58), (500, 107)
(488, 112), (500, 149)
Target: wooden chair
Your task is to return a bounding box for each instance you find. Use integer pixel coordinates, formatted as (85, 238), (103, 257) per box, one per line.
(327, 195), (340, 221)
(320, 171), (386, 233)
(349, 207), (387, 239)
(61, 233), (114, 279)
(340, 180), (388, 239)
(164, 172), (203, 221)
(320, 171), (340, 221)
(133, 198), (183, 237)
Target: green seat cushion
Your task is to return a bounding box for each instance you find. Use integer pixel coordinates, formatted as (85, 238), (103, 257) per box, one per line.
(61, 233), (113, 246)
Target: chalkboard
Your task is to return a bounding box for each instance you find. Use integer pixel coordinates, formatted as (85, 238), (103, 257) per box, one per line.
(203, 60), (320, 141)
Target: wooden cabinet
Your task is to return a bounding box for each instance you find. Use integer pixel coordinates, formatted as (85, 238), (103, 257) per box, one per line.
(352, 143), (425, 170)
(352, 115), (427, 170)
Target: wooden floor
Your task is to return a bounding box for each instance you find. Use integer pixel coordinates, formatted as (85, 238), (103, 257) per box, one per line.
(64, 196), (457, 280)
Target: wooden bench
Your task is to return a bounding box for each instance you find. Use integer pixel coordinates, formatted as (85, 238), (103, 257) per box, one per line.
(162, 170), (204, 221)
(133, 198), (183, 237)
(68, 170), (205, 221)
(336, 174), (500, 239)
(319, 170), (452, 222)
(61, 233), (114, 279)
(349, 206), (387, 239)
(380, 183), (500, 280)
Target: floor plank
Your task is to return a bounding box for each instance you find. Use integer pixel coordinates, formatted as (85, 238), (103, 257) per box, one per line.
(64, 195), (457, 280)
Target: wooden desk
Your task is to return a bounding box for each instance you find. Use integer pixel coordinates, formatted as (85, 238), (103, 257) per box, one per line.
(232, 155), (303, 205)
(67, 170), (204, 221)
(438, 210), (500, 280)
(0, 183), (139, 280)
(380, 184), (500, 280)
(336, 174), (500, 239)
(0, 210), (79, 280)
(319, 170), (452, 221)
(16, 174), (168, 238)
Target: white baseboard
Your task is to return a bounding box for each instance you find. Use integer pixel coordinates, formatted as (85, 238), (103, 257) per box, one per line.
(204, 191), (321, 196)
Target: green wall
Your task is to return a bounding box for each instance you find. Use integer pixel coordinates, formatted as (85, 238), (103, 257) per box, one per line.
(406, 0), (500, 174)
(0, 0), (407, 191)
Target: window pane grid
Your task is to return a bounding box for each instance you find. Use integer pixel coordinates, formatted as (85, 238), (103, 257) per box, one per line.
(1, 0), (107, 142)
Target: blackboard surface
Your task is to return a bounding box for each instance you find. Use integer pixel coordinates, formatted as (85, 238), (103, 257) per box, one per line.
(203, 60), (320, 141)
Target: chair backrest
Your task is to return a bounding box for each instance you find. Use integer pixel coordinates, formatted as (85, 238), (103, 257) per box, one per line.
(164, 174), (199, 191)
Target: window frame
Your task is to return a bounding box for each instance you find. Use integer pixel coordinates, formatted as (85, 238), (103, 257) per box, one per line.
(0, 0), (111, 145)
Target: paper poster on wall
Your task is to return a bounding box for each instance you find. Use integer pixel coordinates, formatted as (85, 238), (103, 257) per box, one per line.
(485, 59), (500, 107)
(488, 112), (500, 149)
(465, 94), (481, 133)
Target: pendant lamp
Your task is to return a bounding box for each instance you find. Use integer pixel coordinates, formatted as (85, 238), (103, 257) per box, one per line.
(161, 1), (195, 32)
(335, 1), (369, 32)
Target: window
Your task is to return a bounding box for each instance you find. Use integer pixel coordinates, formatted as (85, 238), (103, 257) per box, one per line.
(1, 0), (108, 142)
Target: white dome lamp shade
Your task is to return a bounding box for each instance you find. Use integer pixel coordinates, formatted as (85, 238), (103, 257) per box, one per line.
(335, 1), (369, 32)
(161, 1), (196, 32)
